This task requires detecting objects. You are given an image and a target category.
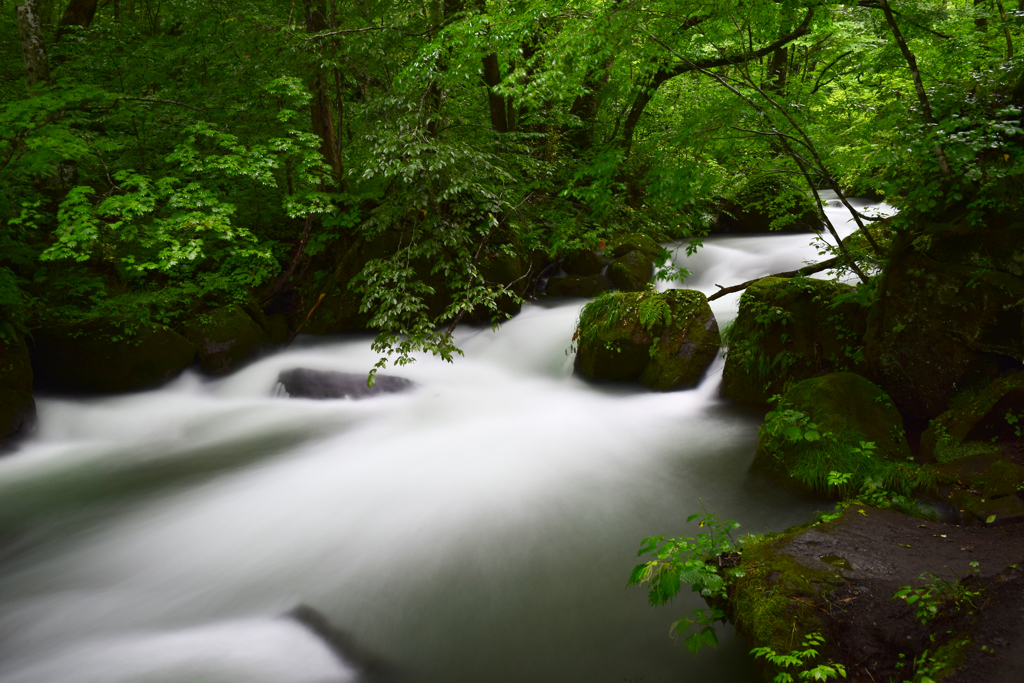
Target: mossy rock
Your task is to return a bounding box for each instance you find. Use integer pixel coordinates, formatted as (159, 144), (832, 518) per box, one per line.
(717, 529), (834, 680)
(711, 178), (823, 234)
(546, 273), (614, 298)
(864, 219), (1024, 427)
(0, 332), (35, 443)
(948, 489), (1024, 525)
(0, 331), (32, 392)
(563, 249), (605, 277)
(573, 289), (720, 391)
(182, 305), (270, 376)
(722, 277), (867, 407)
(753, 373), (911, 495)
(0, 388), (34, 443)
(474, 247), (528, 320)
(919, 371), (1024, 463)
(262, 314), (292, 345)
(608, 250), (653, 292)
(29, 320), (196, 394)
(607, 233), (662, 259)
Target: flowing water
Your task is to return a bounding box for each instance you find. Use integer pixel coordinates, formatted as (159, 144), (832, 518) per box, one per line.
(0, 197), (887, 683)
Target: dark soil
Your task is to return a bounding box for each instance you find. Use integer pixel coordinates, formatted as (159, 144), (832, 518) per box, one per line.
(778, 506), (1024, 682)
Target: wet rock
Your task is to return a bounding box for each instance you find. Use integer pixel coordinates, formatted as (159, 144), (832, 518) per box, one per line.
(545, 273), (614, 298)
(753, 372), (911, 494)
(563, 249), (605, 277)
(0, 331), (35, 443)
(277, 368), (414, 399)
(29, 320), (195, 394)
(864, 219), (1024, 427)
(0, 389), (34, 444)
(948, 489), (1024, 525)
(608, 250), (654, 292)
(607, 233), (663, 260)
(288, 605), (394, 679)
(722, 276), (867, 407)
(919, 372), (1024, 463)
(711, 178), (823, 233)
(182, 304), (270, 376)
(712, 505), (1024, 682)
(574, 289), (720, 391)
(469, 247), (529, 322)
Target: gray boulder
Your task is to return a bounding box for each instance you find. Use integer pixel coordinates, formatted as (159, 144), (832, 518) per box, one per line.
(277, 368), (414, 399)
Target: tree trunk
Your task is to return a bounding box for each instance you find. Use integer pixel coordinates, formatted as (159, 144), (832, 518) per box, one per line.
(481, 52), (508, 132)
(878, 0), (951, 175)
(566, 58), (612, 152)
(305, 1), (343, 190)
(768, 47), (788, 91)
(996, 0), (1013, 59)
(55, 0), (98, 41)
(16, 0), (50, 87)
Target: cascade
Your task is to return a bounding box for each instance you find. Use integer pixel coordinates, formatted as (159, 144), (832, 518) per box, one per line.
(0, 196), (887, 683)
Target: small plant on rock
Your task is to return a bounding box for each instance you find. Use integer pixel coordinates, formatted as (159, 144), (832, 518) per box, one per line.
(892, 563), (982, 625)
(750, 631), (847, 682)
(627, 502), (753, 652)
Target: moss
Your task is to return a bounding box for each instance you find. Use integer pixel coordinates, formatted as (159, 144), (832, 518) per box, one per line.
(475, 248), (528, 319)
(608, 250), (653, 292)
(863, 220), (1024, 424)
(0, 332), (32, 392)
(722, 277), (867, 407)
(920, 371), (1024, 462)
(982, 458), (1024, 498)
(546, 273), (614, 298)
(563, 249), (605, 276)
(753, 373), (920, 497)
(929, 633), (974, 680)
(948, 489), (1024, 524)
(182, 304), (270, 376)
(723, 533), (835, 676)
(0, 388), (34, 442)
(574, 289), (720, 390)
(607, 232), (663, 260)
(29, 320), (196, 393)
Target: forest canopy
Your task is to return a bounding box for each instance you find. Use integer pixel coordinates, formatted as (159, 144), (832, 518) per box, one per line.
(3, 0), (1024, 365)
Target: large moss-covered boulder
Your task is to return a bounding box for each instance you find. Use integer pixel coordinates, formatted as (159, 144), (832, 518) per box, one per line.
(182, 305), (270, 376)
(753, 373), (911, 494)
(30, 320), (195, 393)
(608, 250), (654, 292)
(607, 233), (663, 259)
(563, 249), (605, 277)
(712, 179), (823, 233)
(546, 273), (614, 298)
(470, 246), (529, 321)
(722, 277), (867, 407)
(919, 371), (1024, 463)
(0, 331), (35, 443)
(574, 289), (720, 390)
(864, 218), (1024, 427)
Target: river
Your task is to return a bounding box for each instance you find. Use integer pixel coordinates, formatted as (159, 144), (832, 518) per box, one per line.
(0, 197), (885, 683)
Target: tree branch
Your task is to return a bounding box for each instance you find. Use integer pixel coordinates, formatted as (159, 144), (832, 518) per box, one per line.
(707, 257), (839, 301)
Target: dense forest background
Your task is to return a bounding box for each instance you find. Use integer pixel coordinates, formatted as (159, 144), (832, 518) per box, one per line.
(3, 0), (1024, 365)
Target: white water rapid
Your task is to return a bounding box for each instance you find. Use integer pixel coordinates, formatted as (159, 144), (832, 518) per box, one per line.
(0, 196), (888, 683)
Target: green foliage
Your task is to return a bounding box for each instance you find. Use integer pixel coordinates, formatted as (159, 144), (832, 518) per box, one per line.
(892, 563), (983, 626)
(3, 0), (1024, 359)
(760, 393), (934, 509)
(628, 503), (756, 652)
(751, 632), (848, 683)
